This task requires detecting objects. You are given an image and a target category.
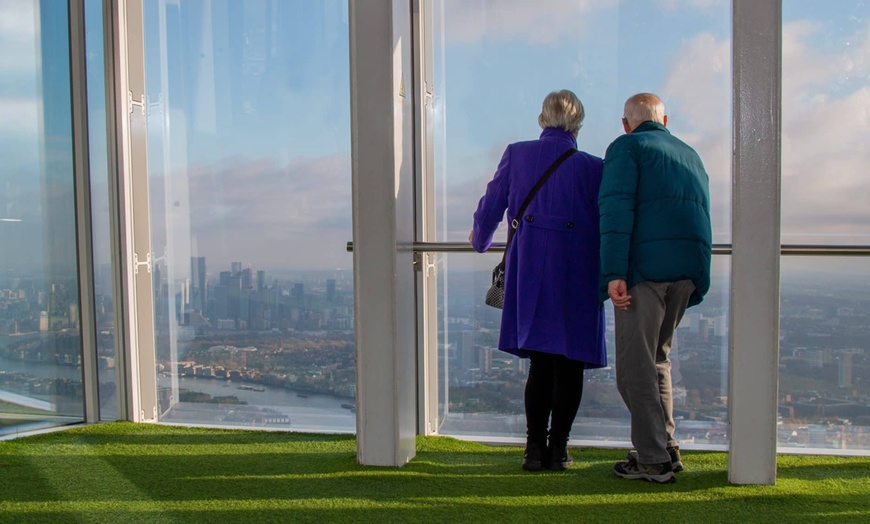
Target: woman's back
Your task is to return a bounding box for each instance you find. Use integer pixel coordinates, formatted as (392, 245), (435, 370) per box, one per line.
(472, 127), (606, 368)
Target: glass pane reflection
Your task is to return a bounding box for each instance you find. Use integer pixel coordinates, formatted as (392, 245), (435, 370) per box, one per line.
(437, 253), (730, 448)
(779, 257), (870, 451)
(142, 1), (354, 431)
(431, 0), (731, 449)
(84, 0), (118, 420)
(0, 0), (85, 434)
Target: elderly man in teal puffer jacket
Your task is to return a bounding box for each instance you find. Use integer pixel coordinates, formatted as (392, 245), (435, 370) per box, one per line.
(599, 93), (712, 484)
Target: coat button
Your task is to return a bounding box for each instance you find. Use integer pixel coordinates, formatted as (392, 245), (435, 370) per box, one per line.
(567, 222), (574, 229)
(525, 215), (534, 222)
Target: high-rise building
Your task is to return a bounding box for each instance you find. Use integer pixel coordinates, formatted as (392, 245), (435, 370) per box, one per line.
(839, 351), (854, 388)
(214, 285), (229, 319)
(239, 290), (252, 327)
(460, 331), (476, 372)
(227, 275), (242, 319)
(256, 270), (266, 295)
(241, 267), (253, 290)
(231, 261), (242, 274)
(190, 256), (207, 313)
(326, 279), (337, 304)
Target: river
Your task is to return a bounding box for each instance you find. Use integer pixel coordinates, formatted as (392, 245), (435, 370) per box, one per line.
(0, 353), (356, 433)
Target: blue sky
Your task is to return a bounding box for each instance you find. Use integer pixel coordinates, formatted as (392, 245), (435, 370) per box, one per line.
(1, 0), (869, 276)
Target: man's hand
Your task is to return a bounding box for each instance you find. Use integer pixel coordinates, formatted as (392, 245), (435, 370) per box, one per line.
(608, 279), (631, 310)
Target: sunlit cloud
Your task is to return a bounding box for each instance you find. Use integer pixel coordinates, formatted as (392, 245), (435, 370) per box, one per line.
(656, 0), (719, 10)
(0, 0), (38, 73)
(0, 1), (40, 144)
(660, 32), (731, 240)
(780, 20), (870, 241)
(441, 0), (617, 45)
(658, 18), (870, 244)
(0, 98), (39, 138)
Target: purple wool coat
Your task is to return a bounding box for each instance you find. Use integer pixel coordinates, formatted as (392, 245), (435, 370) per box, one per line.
(472, 127), (606, 368)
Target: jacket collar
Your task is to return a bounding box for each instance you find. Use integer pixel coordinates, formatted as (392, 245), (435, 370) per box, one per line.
(632, 121), (670, 134)
(539, 127), (578, 148)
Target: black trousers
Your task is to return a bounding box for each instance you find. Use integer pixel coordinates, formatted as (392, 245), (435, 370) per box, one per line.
(524, 350), (585, 448)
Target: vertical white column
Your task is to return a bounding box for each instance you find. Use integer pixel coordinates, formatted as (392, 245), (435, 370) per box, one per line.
(413, 0), (439, 436)
(729, 0), (782, 485)
(108, 0), (157, 423)
(350, 0), (417, 466)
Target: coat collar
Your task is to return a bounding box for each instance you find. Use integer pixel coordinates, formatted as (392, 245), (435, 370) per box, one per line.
(539, 127), (578, 148)
(632, 121), (670, 134)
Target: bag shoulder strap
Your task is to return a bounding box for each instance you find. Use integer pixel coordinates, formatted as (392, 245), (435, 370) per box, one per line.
(501, 148), (577, 261)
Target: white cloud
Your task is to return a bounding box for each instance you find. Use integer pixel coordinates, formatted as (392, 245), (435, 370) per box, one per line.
(782, 21), (837, 92)
(441, 0), (617, 45)
(0, 97), (39, 135)
(0, 1), (40, 143)
(656, 0), (719, 10)
(782, 85), (870, 237)
(151, 154), (353, 271)
(658, 19), (870, 243)
(0, 0), (38, 73)
(662, 32), (729, 134)
(660, 33), (731, 238)
(780, 21), (870, 241)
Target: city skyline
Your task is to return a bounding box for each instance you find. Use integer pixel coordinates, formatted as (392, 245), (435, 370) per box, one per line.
(3, 262), (866, 448)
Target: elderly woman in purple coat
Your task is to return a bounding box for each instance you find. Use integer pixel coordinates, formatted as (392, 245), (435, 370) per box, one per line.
(470, 90), (606, 471)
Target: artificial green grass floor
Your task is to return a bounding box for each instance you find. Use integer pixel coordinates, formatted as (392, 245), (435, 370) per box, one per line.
(1, 422), (868, 523)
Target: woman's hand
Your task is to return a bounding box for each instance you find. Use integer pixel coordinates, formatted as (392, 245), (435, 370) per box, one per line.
(468, 230), (474, 243)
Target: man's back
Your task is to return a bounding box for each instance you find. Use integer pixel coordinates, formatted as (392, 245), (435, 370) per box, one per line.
(599, 120), (712, 307)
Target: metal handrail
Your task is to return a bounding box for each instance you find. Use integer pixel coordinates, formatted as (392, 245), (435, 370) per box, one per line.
(347, 241), (870, 256)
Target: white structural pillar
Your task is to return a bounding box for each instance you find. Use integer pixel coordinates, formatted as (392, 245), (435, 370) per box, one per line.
(109, 0), (158, 423)
(349, 0), (417, 466)
(729, 0), (782, 485)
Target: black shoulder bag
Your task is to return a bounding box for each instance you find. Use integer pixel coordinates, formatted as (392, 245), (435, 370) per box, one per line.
(485, 148), (577, 309)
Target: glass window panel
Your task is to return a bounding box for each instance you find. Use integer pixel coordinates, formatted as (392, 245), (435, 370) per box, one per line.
(0, 0), (85, 435)
(431, 1), (731, 446)
(84, 0), (118, 421)
(437, 253), (730, 447)
(142, 1), (354, 431)
(782, 1), (870, 244)
(432, 0), (731, 244)
(779, 257), (870, 451)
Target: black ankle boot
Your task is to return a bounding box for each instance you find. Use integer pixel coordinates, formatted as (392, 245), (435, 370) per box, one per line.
(547, 445), (574, 471)
(522, 441), (547, 471)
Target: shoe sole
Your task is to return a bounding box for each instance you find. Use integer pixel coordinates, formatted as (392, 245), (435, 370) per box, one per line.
(614, 470), (676, 484)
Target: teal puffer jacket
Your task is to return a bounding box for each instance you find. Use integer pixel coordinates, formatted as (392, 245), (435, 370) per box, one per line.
(598, 121), (712, 307)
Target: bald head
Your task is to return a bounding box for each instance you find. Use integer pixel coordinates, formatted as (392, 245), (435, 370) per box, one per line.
(623, 93), (666, 132)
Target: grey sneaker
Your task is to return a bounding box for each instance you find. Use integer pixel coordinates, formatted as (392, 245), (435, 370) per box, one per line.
(614, 456), (676, 484)
(626, 446), (683, 473)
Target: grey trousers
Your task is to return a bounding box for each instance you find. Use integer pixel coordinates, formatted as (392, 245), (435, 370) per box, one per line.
(614, 280), (695, 465)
